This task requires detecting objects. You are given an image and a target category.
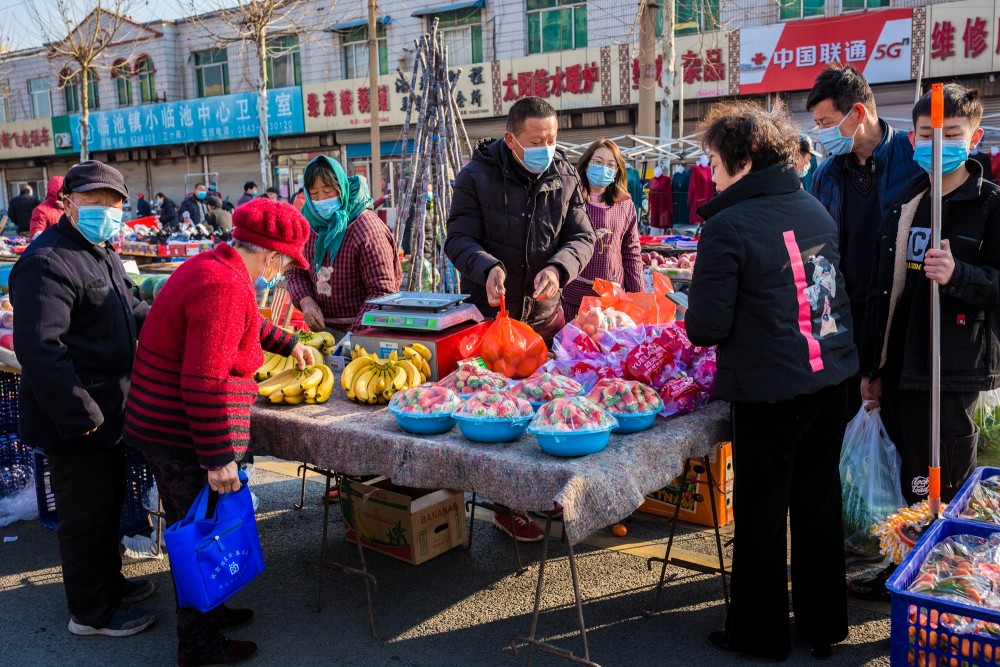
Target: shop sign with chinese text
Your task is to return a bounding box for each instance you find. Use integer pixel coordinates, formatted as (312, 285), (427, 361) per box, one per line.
(0, 119), (55, 159)
(64, 87), (304, 152)
(675, 32), (732, 99)
(925, 0), (999, 78)
(740, 9), (913, 94)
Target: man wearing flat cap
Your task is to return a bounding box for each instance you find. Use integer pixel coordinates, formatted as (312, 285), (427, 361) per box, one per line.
(10, 161), (156, 638)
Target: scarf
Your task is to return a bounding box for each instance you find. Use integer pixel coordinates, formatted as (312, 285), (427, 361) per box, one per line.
(301, 155), (374, 266)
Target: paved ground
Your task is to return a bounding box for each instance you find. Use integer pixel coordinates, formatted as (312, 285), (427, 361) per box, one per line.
(0, 460), (893, 667)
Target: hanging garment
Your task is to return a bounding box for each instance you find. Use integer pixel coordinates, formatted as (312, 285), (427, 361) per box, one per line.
(672, 167), (691, 227)
(688, 164), (715, 224)
(647, 174), (674, 230)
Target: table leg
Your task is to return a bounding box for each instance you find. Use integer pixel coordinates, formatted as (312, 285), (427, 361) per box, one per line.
(509, 514), (601, 667)
(293, 462), (309, 510)
(465, 493), (477, 551)
(643, 462), (688, 615)
(465, 496), (525, 571)
(703, 456), (731, 609)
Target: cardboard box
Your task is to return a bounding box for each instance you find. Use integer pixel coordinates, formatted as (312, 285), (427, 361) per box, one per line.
(638, 442), (734, 527)
(340, 476), (467, 565)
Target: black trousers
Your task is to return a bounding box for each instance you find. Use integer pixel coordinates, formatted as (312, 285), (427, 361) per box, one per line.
(880, 384), (979, 505)
(46, 441), (127, 628)
(143, 451), (226, 661)
(726, 381), (850, 659)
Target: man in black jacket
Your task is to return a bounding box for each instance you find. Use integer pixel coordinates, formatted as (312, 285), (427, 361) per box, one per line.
(11, 161), (154, 638)
(446, 96), (595, 343)
(8, 186), (39, 234)
(178, 182), (209, 227)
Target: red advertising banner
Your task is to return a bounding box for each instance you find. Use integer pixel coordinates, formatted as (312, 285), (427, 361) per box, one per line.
(739, 9), (913, 95)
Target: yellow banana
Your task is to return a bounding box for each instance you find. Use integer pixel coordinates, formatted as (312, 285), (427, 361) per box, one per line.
(410, 343), (432, 361)
(305, 397), (316, 404)
(391, 365), (407, 390)
(316, 331), (337, 346)
(397, 359), (421, 387)
(258, 368), (297, 397)
(367, 371), (384, 405)
(282, 371), (306, 397)
(342, 357), (374, 391)
(321, 345), (335, 356)
(304, 336), (325, 350)
(305, 386), (317, 399)
(316, 365), (335, 403)
(283, 393), (306, 405)
(255, 353), (283, 381)
(300, 366), (323, 391)
(354, 368), (376, 401)
(270, 390), (285, 404)
(420, 358), (432, 378)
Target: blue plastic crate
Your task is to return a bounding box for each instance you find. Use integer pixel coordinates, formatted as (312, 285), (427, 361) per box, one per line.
(942, 466), (1000, 526)
(33, 448), (155, 536)
(0, 371), (20, 436)
(0, 433), (29, 467)
(886, 519), (1000, 666)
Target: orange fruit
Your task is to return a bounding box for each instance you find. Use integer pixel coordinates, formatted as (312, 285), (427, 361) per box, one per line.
(611, 524), (627, 537)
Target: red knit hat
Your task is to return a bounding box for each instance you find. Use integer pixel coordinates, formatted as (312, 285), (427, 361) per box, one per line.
(232, 198), (310, 268)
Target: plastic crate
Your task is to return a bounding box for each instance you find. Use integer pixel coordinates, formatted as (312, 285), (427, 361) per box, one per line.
(0, 432), (29, 467)
(943, 466), (1000, 526)
(0, 371), (20, 436)
(33, 448), (155, 536)
(887, 519), (1000, 666)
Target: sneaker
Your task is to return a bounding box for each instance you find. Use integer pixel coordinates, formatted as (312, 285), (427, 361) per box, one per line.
(121, 578), (155, 604)
(177, 638), (258, 667)
(533, 504), (563, 520)
(493, 512), (545, 542)
(219, 606), (254, 630)
(68, 603), (156, 637)
(847, 563), (895, 602)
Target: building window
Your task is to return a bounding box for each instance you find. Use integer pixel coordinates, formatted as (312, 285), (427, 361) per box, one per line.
(0, 85), (10, 123)
(62, 68), (99, 113)
(29, 78), (51, 119)
(427, 8), (483, 65)
(194, 48), (230, 97)
(267, 35), (301, 88)
(841, 0), (889, 11)
(135, 55), (156, 103)
(779, 0), (824, 21)
(527, 0), (587, 55)
(341, 25), (388, 80)
(113, 60), (133, 107)
(674, 0), (720, 34)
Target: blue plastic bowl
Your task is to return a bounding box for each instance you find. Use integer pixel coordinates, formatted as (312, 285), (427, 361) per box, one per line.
(452, 413), (532, 443)
(389, 406), (456, 435)
(529, 425), (617, 457)
(609, 408), (660, 434)
(528, 400), (549, 413)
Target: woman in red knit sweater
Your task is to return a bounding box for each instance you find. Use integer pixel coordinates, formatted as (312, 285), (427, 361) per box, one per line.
(124, 199), (314, 667)
(562, 139), (644, 321)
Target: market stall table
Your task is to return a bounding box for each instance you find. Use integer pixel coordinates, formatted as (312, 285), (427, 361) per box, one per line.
(250, 396), (730, 665)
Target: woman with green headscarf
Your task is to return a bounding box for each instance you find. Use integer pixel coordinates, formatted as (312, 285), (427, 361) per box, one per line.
(285, 156), (402, 338)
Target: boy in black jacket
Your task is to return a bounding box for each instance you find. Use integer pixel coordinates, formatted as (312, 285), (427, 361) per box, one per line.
(862, 84), (1000, 508)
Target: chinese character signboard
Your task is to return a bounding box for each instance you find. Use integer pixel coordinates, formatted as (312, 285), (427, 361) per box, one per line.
(674, 32), (731, 99)
(67, 87), (304, 152)
(925, 0), (999, 77)
(0, 119), (55, 159)
(739, 9), (913, 94)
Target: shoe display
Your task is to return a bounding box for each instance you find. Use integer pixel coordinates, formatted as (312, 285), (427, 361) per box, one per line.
(493, 512), (545, 542)
(177, 638), (258, 667)
(68, 603), (155, 637)
(218, 606), (254, 630)
(121, 578), (155, 604)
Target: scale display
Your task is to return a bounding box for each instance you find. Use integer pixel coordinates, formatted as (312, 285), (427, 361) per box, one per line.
(362, 292), (483, 331)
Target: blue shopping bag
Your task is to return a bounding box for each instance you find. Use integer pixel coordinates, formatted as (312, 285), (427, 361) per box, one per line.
(163, 471), (264, 612)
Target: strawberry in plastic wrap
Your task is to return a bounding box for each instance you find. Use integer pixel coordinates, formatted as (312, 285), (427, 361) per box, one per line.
(437, 362), (509, 395)
(512, 372), (584, 403)
(530, 397), (617, 433)
(691, 353), (717, 396)
(586, 378), (663, 415)
(455, 390), (534, 419)
(389, 385), (462, 415)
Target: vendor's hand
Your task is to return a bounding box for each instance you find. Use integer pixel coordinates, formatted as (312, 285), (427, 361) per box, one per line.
(487, 265), (506, 307)
(532, 266), (561, 301)
(291, 343), (316, 369)
(208, 461), (241, 494)
(82, 426), (98, 436)
(861, 376), (882, 410)
(301, 297), (325, 332)
(924, 239), (955, 286)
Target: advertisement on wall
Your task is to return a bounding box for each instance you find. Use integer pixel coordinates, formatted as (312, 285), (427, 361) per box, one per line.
(924, 0), (1000, 78)
(0, 119), (55, 160)
(61, 87), (305, 152)
(739, 9), (913, 95)
(675, 31), (733, 99)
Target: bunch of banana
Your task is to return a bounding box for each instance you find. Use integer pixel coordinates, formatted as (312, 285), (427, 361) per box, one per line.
(255, 352), (297, 382)
(257, 364), (335, 405)
(402, 343), (433, 379)
(297, 330), (338, 357)
(341, 345), (432, 405)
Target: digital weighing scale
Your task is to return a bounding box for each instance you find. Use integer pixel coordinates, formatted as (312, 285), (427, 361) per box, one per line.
(352, 292), (490, 381)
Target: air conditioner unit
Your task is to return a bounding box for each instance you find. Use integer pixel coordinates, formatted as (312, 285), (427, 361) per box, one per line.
(54, 133), (73, 149)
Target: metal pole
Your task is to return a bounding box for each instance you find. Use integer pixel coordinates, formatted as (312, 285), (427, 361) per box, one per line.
(929, 83), (943, 517)
(368, 0), (382, 194)
(914, 51), (925, 104)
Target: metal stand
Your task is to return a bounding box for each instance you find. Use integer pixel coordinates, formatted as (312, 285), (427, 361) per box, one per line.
(302, 468), (383, 640)
(643, 449), (731, 615)
(147, 498), (166, 557)
(293, 461), (337, 511)
(509, 514), (601, 667)
(466, 493), (526, 571)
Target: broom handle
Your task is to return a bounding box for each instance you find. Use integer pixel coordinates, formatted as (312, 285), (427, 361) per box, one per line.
(929, 83), (943, 517)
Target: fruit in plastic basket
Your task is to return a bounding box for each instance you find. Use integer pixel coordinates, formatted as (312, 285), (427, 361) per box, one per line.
(438, 362), (508, 395)
(340, 346), (429, 405)
(454, 390), (533, 419)
(531, 397), (617, 432)
(511, 372), (583, 403)
(389, 385), (461, 415)
(585, 378), (662, 414)
(257, 364), (335, 405)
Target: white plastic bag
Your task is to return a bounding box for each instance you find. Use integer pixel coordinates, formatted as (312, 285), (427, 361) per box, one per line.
(839, 404), (907, 555)
(0, 465), (37, 528)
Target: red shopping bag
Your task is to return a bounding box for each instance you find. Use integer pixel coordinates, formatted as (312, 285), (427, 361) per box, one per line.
(480, 296), (549, 379)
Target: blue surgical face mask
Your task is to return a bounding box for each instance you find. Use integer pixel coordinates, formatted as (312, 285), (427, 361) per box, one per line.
(797, 164), (810, 178)
(818, 111), (860, 157)
(259, 256), (283, 290)
(251, 189), (258, 196)
(913, 140), (969, 176)
(196, 191), (207, 200)
(71, 202), (124, 245)
(311, 196), (341, 218)
(511, 135), (555, 174)
(209, 185), (217, 191)
(587, 163), (617, 188)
